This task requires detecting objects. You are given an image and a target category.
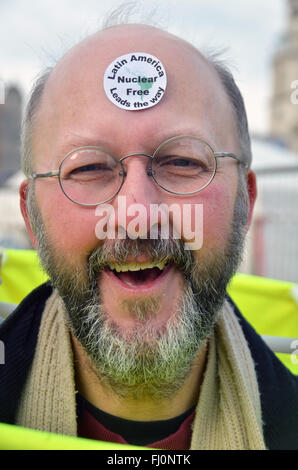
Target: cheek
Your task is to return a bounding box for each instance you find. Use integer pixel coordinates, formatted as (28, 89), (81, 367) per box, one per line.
(37, 186), (101, 262)
(177, 182), (237, 249)
(202, 194), (235, 246)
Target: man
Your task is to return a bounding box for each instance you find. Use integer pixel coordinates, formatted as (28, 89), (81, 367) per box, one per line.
(0, 22), (297, 450)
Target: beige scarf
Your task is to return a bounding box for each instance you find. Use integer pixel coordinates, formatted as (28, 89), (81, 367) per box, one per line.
(16, 289), (266, 450)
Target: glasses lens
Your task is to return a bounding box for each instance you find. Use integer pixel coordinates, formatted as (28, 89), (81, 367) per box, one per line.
(59, 147), (122, 205)
(152, 136), (216, 194)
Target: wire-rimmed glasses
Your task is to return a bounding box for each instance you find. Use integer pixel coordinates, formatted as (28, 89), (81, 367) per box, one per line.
(30, 135), (248, 206)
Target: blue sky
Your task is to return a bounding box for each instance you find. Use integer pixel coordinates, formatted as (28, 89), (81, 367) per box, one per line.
(0, 0), (288, 134)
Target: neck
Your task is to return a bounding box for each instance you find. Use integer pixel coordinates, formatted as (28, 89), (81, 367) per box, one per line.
(71, 334), (207, 421)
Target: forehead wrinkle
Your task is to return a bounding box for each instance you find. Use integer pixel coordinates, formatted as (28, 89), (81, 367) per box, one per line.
(58, 134), (113, 155)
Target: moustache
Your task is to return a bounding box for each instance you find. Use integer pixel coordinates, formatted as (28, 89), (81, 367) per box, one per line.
(87, 237), (194, 279)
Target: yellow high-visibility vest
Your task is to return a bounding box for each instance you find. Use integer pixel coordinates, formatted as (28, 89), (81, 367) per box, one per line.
(1, 248), (298, 375)
(0, 422), (150, 450)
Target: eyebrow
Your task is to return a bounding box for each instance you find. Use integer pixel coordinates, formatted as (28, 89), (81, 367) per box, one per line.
(59, 135), (112, 156)
(58, 130), (211, 158)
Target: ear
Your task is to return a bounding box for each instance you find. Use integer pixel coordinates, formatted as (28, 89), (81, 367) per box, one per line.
(245, 170), (257, 230)
(20, 180), (38, 249)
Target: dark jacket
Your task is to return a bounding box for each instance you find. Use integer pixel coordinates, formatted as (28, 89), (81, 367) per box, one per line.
(0, 283), (297, 449)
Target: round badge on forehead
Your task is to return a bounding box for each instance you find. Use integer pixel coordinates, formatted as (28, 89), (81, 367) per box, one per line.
(103, 52), (167, 111)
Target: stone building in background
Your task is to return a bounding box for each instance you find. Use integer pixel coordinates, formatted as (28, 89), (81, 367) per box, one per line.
(0, 85), (22, 184)
(271, 0), (298, 153)
(0, 84), (30, 248)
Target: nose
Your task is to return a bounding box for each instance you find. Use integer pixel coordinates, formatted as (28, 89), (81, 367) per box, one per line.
(119, 152), (153, 176)
(119, 153), (154, 200)
(113, 154), (168, 239)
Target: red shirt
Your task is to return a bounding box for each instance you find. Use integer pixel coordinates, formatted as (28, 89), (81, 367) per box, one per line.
(77, 396), (195, 450)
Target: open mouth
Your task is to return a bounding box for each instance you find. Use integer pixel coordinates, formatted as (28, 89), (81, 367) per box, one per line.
(105, 260), (171, 288)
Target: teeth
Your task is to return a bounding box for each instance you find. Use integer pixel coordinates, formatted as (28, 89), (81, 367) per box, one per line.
(108, 260), (168, 272)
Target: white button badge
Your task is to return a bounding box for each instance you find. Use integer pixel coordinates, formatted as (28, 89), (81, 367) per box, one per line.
(103, 52), (167, 111)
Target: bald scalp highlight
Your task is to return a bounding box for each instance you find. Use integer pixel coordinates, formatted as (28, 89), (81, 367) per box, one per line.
(21, 17), (252, 179)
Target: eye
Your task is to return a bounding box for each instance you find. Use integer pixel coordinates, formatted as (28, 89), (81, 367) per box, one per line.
(63, 162), (115, 182)
(158, 155), (208, 171)
(69, 163), (111, 175)
(165, 158), (202, 167)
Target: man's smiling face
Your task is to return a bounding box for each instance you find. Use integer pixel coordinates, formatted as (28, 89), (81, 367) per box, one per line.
(21, 25), (255, 397)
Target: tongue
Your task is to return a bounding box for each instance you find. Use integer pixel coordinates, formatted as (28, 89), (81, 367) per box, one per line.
(116, 267), (162, 286)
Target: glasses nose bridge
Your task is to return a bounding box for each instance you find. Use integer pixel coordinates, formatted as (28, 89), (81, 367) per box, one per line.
(119, 152), (154, 177)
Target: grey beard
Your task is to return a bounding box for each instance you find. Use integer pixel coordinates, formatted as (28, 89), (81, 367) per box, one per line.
(26, 181), (248, 400)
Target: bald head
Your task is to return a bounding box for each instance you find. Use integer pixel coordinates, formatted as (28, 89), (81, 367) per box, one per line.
(45, 24), (213, 88)
(22, 24), (251, 176)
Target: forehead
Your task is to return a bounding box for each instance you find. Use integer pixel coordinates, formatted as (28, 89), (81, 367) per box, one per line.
(32, 25), (238, 166)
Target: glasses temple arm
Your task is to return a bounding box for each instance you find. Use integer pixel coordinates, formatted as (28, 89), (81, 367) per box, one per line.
(214, 152), (249, 169)
(31, 170), (59, 179)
